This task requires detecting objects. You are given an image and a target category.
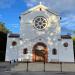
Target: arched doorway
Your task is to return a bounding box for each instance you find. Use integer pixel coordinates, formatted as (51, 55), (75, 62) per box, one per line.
(32, 42), (48, 62)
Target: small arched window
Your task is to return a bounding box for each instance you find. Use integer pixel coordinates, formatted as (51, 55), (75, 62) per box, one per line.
(52, 48), (57, 55)
(23, 48), (28, 54)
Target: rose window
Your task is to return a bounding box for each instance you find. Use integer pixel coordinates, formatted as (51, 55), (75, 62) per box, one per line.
(33, 16), (47, 30)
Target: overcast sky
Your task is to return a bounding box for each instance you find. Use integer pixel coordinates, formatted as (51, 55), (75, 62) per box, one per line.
(0, 0), (75, 35)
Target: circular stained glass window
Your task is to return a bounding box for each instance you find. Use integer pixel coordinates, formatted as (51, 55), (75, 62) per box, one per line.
(33, 16), (47, 30)
(63, 42), (68, 47)
(12, 41), (17, 46)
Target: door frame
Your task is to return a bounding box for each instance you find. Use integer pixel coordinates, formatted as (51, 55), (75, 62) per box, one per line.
(32, 42), (48, 62)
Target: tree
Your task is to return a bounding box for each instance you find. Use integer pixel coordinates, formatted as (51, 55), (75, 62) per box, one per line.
(72, 37), (75, 59)
(0, 22), (10, 33)
(73, 40), (75, 59)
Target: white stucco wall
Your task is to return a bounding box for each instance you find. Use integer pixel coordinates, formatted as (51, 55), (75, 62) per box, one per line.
(19, 6), (61, 62)
(58, 39), (74, 62)
(5, 34), (20, 61)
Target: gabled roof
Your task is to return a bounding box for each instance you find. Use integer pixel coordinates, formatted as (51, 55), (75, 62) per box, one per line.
(21, 3), (59, 16)
(28, 4), (48, 11)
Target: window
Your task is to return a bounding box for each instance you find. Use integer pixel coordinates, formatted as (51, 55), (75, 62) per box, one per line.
(12, 41), (17, 46)
(33, 16), (47, 30)
(63, 42), (68, 47)
(58, 39), (61, 41)
(52, 48), (57, 55)
(23, 48), (28, 54)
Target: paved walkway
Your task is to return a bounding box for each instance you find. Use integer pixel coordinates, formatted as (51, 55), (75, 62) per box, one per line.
(0, 71), (75, 75)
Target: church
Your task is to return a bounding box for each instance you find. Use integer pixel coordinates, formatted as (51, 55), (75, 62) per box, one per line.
(5, 3), (74, 62)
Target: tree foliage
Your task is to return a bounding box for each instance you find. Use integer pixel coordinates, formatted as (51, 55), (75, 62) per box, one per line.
(0, 22), (10, 33)
(72, 37), (75, 58)
(72, 37), (75, 41)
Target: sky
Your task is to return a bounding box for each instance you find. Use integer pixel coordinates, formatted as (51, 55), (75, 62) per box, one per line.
(0, 0), (75, 36)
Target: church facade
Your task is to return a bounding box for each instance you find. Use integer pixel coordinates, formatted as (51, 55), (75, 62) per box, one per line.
(5, 4), (74, 62)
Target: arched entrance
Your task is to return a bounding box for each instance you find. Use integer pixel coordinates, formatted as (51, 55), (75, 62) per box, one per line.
(32, 42), (48, 62)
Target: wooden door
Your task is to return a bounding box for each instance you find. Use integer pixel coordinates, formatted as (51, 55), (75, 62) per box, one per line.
(32, 42), (48, 62)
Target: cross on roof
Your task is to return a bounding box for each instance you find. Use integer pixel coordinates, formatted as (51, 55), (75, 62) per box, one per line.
(40, 2), (42, 5)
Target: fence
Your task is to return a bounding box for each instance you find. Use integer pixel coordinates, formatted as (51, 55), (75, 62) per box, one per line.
(11, 62), (75, 72)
